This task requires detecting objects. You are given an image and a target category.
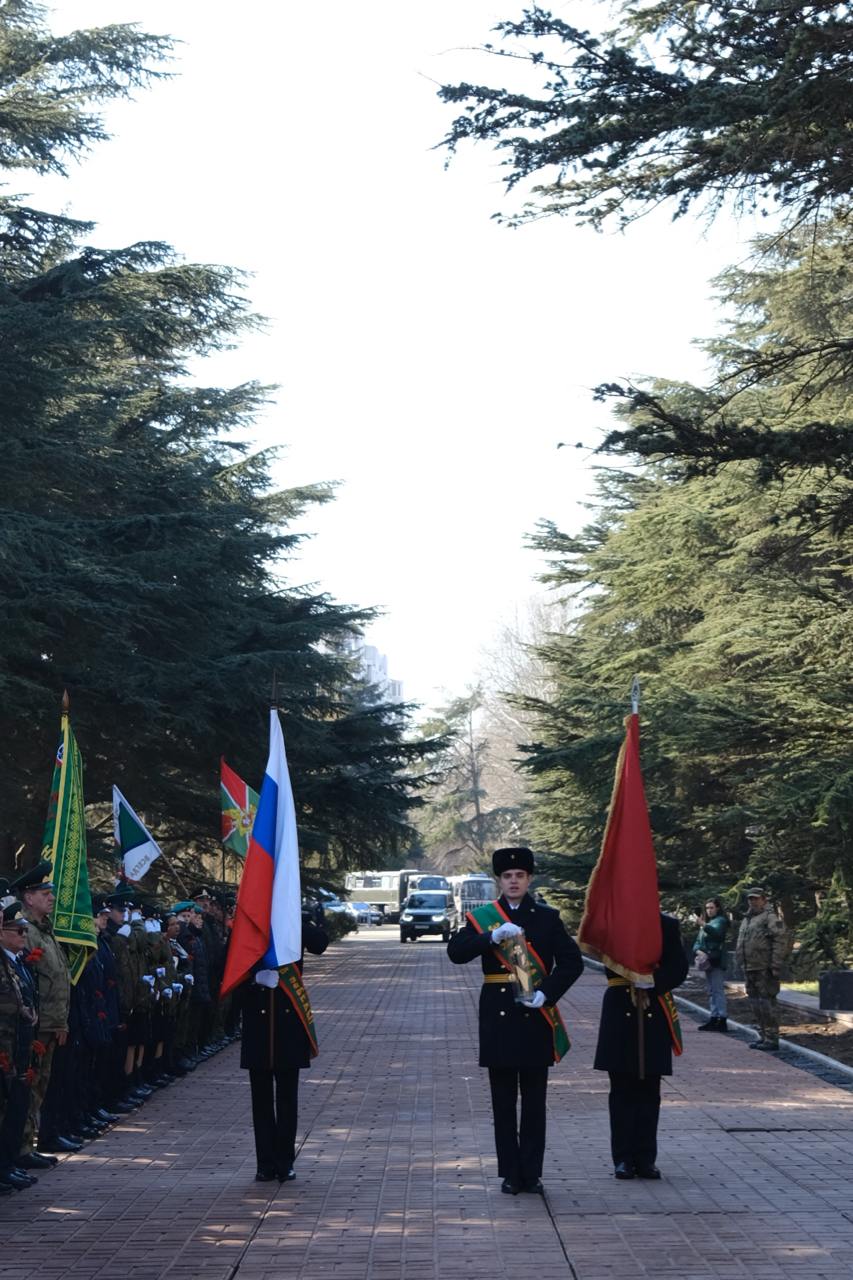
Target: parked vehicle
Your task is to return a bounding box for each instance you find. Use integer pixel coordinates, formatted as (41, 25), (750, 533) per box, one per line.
(344, 868), (449, 923)
(344, 870), (411, 923)
(349, 900), (383, 926)
(399, 891), (459, 943)
(448, 872), (496, 922)
(324, 898), (359, 923)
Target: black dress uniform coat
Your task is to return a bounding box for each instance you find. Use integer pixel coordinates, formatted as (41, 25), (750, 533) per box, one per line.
(593, 913), (689, 1077)
(447, 894), (583, 1067)
(238, 920), (328, 1071)
(236, 919), (328, 1179)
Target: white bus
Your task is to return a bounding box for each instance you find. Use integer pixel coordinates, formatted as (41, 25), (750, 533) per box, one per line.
(344, 869), (421, 923)
(448, 872), (497, 921)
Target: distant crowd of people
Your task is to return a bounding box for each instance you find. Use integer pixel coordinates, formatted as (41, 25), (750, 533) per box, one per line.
(0, 862), (236, 1194)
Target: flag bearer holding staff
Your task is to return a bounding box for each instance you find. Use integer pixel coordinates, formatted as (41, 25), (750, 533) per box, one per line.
(447, 846), (583, 1196)
(220, 710), (327, 1183)
(579, 691), (689, 1181)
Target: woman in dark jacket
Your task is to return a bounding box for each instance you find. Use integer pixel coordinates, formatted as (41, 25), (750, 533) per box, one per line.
(236, 917), (328, 1182)
(693, 897), (729, 1031)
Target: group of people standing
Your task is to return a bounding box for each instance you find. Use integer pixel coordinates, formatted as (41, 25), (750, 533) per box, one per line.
(0, 862), (236, 1194)
(0, 845), (793, 1200)
(693, 887), (790, 1051)
(449, 848), (792, 1193)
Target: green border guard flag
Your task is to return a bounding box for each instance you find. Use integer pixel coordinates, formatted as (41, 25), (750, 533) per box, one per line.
(42, 708), (96, 984)
(113, 786), (162, 882)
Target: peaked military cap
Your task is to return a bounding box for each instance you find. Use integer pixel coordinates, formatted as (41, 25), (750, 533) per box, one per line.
(106, 887), (136, 908)
(11, 860), (55, 894)
(745, 886), (768, 899)
(92, 896), (111, 916)
(190, 886), (212, 900)
(492, 846), (535, 875)
(0, 894), (23, 924)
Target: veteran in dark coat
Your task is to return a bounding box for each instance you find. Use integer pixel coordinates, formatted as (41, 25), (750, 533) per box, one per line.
(235, 916), (328, 1182)
(447, 847), (583, 1195)
(593, 912), (688, 1180)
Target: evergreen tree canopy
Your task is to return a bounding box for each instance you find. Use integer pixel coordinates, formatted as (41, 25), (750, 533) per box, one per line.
(0, 2), (435, 883)
(519, 222), (853, 951)
(438, 2), (853, 229)
(597, 219), (853, 530)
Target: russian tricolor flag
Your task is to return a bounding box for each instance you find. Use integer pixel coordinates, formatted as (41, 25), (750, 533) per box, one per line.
(220, 710), (302, 996)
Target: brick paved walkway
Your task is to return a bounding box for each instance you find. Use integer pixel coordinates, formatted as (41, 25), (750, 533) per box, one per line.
(3, 930), (853, 1279)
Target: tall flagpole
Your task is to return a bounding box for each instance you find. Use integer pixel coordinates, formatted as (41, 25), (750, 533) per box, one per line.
(631, 675), (647, 1080)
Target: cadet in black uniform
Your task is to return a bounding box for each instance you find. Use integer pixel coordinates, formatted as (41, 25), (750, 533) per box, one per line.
(593, 912), (688, 1179)
(447, 847), (583, 1195)
(235, 913), (328, 1182)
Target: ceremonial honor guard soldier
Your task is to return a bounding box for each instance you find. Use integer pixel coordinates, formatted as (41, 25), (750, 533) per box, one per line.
(235, 910), (328, 1182)
(447, 846), (583, 1195)
(593, 912), (688, 1179)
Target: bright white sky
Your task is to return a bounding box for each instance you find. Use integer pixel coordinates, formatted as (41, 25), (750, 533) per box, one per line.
(41, 1), (755, 710)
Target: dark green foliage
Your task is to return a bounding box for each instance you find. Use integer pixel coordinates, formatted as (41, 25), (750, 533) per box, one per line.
(438, 3), (853, 228)
(518, 225), (853, 952)
(0, 2), (435, 883)
(596, 220), (853, 527)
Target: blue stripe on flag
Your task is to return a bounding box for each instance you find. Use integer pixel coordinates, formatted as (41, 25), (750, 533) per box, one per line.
(251, 776), (278, 858)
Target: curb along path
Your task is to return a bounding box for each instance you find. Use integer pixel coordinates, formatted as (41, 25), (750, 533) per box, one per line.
(2, 931), (853, 1279)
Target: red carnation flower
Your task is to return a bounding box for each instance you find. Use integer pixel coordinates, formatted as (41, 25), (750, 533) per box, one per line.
(23, 1067), (36, 1085)
(97, 1011), (107, 1020)
(94, 990), (103, 998)
(24, 948), (44, 965)
(32, 1040), (47, 1058)
(0, 1052), (11, 1073)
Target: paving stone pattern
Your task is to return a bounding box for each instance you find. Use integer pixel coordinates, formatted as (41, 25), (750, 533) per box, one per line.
(3, 932), (853, 1279)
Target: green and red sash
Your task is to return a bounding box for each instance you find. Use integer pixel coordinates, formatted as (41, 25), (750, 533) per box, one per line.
(658, 989), (683, 1056)
(607, 977), (683, 1056)
(278, 963), (318, 1058)
(467, 901), (571, 1062)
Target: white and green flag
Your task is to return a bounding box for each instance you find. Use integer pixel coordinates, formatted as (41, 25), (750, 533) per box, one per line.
(113, 786), (162, 881)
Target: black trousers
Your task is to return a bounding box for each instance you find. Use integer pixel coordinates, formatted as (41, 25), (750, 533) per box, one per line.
(487, 1066), (548, 1184)
(0, 1077), (31, 1172)
(249, 1067), (299, 1175)
(607, 1071), (661, 1168)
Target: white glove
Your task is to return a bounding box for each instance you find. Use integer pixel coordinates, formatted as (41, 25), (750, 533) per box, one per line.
(492, 922), (523, 942)
(634, 979), (654, 989)
(522, 990), (546, 1009)
(156, 967), (166, 977)
(162, 987), (173, 999)
(172, 983), (183, 995)
(184, 973), (194, 985)
(141, 974), (155, 987)
(254, 969), (280, 988)
(172, 956), (179, 968)
(117, 924), (131, 937)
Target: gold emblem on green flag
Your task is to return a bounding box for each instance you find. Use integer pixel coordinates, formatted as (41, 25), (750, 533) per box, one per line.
(42, 706), (96, 984)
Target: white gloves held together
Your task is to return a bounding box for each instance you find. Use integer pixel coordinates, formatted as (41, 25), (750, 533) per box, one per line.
(491, 922), (523, 943)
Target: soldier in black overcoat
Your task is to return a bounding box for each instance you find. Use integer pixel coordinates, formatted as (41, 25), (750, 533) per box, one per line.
(234, 915), (328, 1182)
(447, 847), (583, 1195)
(593, 912), (688, 1179)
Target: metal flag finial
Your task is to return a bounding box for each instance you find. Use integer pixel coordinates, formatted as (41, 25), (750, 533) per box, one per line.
(630, 676), (640, 715)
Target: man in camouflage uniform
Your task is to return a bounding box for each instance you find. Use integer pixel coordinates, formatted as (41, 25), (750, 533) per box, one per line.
(736, 888), (789, 1052)
(15, 864), (72, 1156)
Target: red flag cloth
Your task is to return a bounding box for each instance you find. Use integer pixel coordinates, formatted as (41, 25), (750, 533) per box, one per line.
(578, 713), (662, 984)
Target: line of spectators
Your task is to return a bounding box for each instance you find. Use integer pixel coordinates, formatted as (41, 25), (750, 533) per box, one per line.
(0, 862), (236, 1194)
